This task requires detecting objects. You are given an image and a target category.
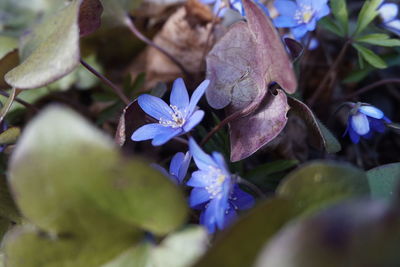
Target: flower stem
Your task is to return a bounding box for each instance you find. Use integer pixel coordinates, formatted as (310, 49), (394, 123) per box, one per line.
(200, 92), (267, 146)
(80, 59), (130, 105)
(343, 78), (400, 100)
(236, 176), (265, 198)
(307, 39), (351, 106)
(123, 16), (191, 79)
(0, 90), (38, 112)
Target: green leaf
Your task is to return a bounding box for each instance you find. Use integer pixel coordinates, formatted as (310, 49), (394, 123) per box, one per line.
(254, 199), (400, 267)
(4, 224), (141, 267)
(104, 227), (209, 267)
(0, 88), (17, 124)
(353, 43), (387, 69)
(4, 0), (82, 89)
(367, 163), (400, 201)
(246, 160), (299, 184)
(319, 17), (344, 37)
(277, 161), (370, 215)
(331, 0), (348, 35)
(4, 0), (103, 90)
(0, 174), (20, 223)
(0, 127), (20, 145)
(288, 97), (341, 153)
(8, 105), (187, 235)
(354, 0), (383, 36)
(356, 33), (400, 47)
(194, 198), (300, 267)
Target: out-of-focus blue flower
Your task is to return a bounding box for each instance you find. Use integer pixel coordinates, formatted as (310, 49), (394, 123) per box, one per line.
(187, 138), (255, 233)
(344, 103), (391, 144)
(274, 0), (330, 39)
(378, 2), (400, 35)
(131, 78), (209, 146)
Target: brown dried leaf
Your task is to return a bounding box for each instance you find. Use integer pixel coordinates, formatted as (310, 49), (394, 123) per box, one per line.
(79, 0), (103, 37)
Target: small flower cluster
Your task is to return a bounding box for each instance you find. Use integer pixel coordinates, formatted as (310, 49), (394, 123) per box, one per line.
(132, 78), (255, 233)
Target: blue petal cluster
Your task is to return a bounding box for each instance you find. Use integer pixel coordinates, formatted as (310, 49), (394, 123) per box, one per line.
(169, 151), (191, 184)
(187, 138), (255, 233)
(344, 103), (391, 144)
(131, 78), (210, 146)
(274, 0), (330, 39)
(378, 2), (400, 35)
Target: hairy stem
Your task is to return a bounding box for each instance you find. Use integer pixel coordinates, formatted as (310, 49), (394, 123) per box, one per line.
(80, 59), (130, 105)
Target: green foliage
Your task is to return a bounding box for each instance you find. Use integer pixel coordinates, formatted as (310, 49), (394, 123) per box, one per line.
(277, 161), (370, 214)
(352, 43), (387, 69)
(331, 0), (348, 36)
(354, 0), (383, 36)
(367, 163), (400, 201)
(104, 227), (209, 267)
(5, 0), (82, 89)
(4, 105), (188, 266)
(194, 198), (300, 267)
(356, 33), (400, 47)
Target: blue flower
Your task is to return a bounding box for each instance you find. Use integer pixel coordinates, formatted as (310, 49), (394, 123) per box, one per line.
(131, 78), (209, 146)
(187, 138), (255, 233)
(344, 103), (391, 144)
(274, 0), (330, 39)
(169, 151), (191, 184)
(200, 0), (268, 17)
(378, 3), (400, 35)
(153, 151), (191, 184)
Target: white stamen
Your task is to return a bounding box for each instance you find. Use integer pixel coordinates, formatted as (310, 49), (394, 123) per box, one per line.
(159, 105), (186, 128)
(294, 4), (314, 24)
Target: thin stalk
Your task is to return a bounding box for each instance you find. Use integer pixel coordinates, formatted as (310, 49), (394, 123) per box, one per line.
(236, 176), (265, 198)
(80, 59), (130, 105)
(123, 16), (191, 79)
(343, 78), (400, 100)
(200, 92), (267, 146)
(308, 39), (351, 106)
(0, 90), (38, 112)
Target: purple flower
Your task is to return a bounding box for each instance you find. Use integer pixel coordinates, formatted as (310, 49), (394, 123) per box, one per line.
(344, 103), (391, 144)
(131, 78), (209, 146)
(274, 0), (330, 39)
(378, 3), (400, 35)
(187, 138), (255, 233)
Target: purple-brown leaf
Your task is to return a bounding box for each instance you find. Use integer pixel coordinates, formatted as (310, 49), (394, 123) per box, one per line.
(79, 0), (103, 37)
(229, 90), (290, 161)
(205, 0), (297, 161)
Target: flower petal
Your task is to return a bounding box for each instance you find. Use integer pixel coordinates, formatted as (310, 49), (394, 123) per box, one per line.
(274, 16), (298, 28)
(188, 80), (209, 115)
(351, 113), (370, 135)
(183, 110), (204, 132)
(386, 19), (400, 35)
(138, 94), (172, 120)
(200, 204), (217, 233)
(368, 117), (386, 133)
(274, 0), (297, 16)
(169, 152), (184, 178)
(359, 105), (384, 119)
(178, 152), (191, 183)
(312, 0), (328, 12)
(231, 185), (255, 210)
(189, 138), (218, 170)
(170, 78), (189, 111)
(211, 152), (230, 175)
(292, 24), (309, 39)
(131, 123), (166, 141)
(190, 188), (211, 207)
(306, 17), (317, 31)
(378, 3), (398, 22)
(348, 122), (360, 144)
(316, 3), (330, 19)
(187, 170), (213, 187)
(151, 127), (182, 146)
